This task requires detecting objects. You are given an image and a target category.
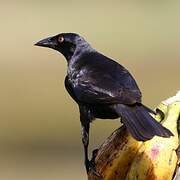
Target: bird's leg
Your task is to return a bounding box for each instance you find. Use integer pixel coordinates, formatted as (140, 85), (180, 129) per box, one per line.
(79, 105), (98, 174)
(81, 122), (90, 173)
(81, 121), (99, 177)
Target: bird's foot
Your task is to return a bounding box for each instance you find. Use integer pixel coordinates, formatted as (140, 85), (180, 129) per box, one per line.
(86, 159), (100, 177)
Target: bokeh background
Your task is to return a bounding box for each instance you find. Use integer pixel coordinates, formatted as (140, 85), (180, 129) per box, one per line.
(0, 1), (180, 179)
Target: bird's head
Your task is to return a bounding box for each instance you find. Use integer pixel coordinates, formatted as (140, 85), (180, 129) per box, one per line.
(35, 33), (87, 60)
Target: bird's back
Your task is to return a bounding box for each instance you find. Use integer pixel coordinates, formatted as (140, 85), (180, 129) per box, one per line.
(71, 51), (141, 94)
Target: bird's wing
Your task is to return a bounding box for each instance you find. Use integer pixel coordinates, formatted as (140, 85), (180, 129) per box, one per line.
(71, 67), (142, 105)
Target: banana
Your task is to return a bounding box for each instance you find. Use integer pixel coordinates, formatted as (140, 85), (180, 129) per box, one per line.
(89, 126), (142, 180)
(88, 91), (180, 180)
(89, 103), (166, 180)
(126, 94), (180, 180)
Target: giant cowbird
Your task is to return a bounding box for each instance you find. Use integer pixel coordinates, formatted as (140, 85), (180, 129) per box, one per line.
(35, 33), (173, 173)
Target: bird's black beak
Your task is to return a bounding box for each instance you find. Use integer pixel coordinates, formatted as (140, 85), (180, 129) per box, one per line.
(34, 36), (57, 49)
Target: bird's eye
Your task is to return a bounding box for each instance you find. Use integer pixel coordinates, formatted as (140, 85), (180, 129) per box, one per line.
(58, 36), (64, 43)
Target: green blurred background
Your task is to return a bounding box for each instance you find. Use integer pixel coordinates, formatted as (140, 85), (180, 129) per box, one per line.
(0, 1), (179, 179)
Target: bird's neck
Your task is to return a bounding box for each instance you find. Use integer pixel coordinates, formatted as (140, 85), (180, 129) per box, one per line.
(67, 42), (94, 69)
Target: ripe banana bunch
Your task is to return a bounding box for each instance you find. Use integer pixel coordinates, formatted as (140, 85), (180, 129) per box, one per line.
(88, 91), (180, 180)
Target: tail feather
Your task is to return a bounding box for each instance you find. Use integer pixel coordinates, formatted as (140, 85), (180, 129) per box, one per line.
(115, 104), (173, 141)
(141, 104), (156, 115)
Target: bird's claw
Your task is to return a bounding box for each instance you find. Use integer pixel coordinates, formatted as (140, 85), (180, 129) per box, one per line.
(86, 160), (101, 177)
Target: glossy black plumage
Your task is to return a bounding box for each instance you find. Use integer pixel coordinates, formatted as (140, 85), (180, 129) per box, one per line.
(35, 33), (173, 173)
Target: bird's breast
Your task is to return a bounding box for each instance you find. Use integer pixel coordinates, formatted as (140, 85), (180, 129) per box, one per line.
(68, 67), (88, 86)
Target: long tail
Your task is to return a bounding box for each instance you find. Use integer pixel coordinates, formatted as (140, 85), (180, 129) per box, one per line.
(115, 104), (173, 141)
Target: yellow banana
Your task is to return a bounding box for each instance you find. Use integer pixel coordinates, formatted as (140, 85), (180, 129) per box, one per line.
(93, 127), (142, 180)
(126, 95), (180, 180)
(88, 92), (180, 180)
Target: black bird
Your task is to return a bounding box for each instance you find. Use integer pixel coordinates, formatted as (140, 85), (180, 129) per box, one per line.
(35, 33), (173, 173)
